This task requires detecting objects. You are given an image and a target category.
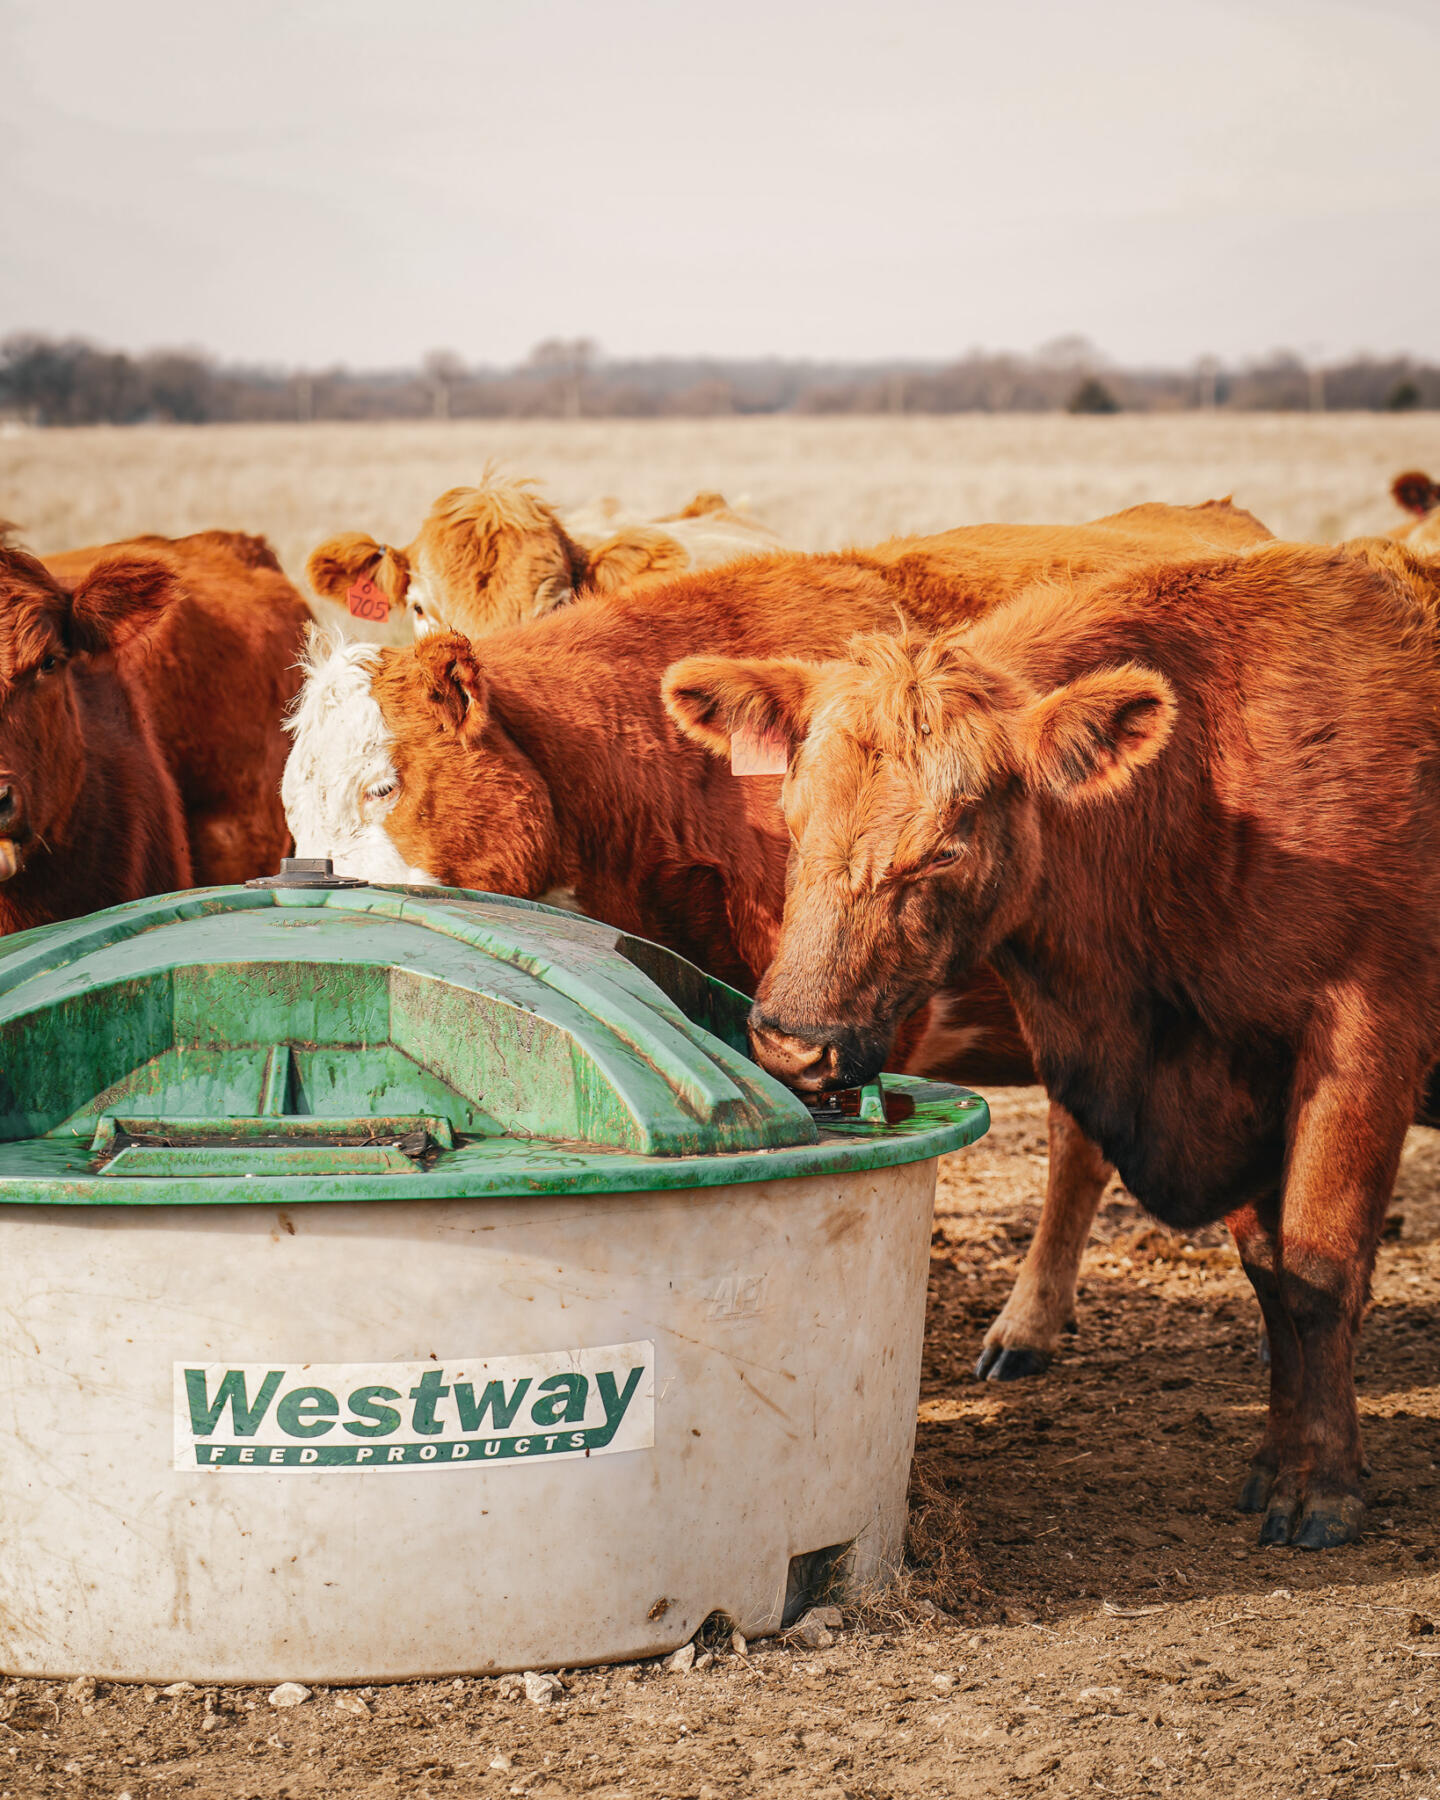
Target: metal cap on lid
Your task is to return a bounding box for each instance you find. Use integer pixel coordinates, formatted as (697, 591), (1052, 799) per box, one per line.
(0, 883), (988, 1203)
(245, 857), (365, 890)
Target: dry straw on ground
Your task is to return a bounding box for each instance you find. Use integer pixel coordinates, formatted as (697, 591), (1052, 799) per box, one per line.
(4, 415), (1438, 597)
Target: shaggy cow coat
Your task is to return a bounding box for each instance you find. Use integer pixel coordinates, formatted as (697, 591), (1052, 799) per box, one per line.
(44, 530), (311, 885)
(0, 547), (191, 932)
(665, 535), (1440, 1547)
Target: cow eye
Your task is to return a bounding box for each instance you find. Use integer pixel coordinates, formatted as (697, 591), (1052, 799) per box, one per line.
(37, 654), (57, 675)
(366, 779), (397, 802)
(924, 846), (960, 874)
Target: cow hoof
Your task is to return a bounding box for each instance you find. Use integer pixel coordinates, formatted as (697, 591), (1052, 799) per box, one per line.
(1236, 1466), (1275, 1514)
(1292, 1492), (1365, 1550)
(1258, 1499), (1298, 1546)
(974, 1343), (1053, 1382)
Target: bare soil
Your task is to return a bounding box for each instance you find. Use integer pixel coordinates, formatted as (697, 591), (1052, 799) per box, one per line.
(6, 1089), (1439, 1798)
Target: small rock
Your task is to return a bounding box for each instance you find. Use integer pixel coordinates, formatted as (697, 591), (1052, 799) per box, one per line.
(1407, 1612), (1436, 1637)
(161, 1682), (195, 1699)
(268, 1682), (312, 1709)
(1268, 1588), (1294, 1601)
(490, 1752), (513, 1772)
(810, 1604), (843, 1628)
(785, 1611), (834, 1650)
(334, 1691), (372, 1718)
(117, 1792), (134, 1800)
(200, 1714), (222, 1734)
(522, 1670), (562, 1706)
(730, 1630), (748, 1657)
(931, 1672), (956, 1692)
(66, 1676), (97, 1703)
(452, 1677), (465, 1690)
(244, 1699), (258, 1710)
(496, 1674), (525, 1700)
(695, 1651), (715, 1671)
(142, 1686), (159, 1706)
(664, 1643), (696, 1674)
(63, 1762), (83, 1776)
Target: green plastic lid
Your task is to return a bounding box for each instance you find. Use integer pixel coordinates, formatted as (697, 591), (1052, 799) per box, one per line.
(0, 883), (988, 1204)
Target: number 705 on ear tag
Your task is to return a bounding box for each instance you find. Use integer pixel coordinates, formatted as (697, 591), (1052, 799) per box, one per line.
(730, 725), (789, 776)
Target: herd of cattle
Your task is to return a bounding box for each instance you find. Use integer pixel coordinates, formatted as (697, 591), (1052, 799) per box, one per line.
(4, 464), (1440, 1551)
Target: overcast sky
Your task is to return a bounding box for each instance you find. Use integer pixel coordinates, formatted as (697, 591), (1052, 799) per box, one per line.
(2, 0), (1436, 370)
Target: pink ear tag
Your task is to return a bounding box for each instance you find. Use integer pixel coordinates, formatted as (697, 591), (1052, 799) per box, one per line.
(346, 575), (391, 623)
(730, 724), (789, 777)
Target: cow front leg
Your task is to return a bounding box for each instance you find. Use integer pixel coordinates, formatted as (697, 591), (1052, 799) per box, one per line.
(1228, 1195), (1305, 1534)
(975, 1102), (1113, 1380)
(1257, 1012), (1411, 1548)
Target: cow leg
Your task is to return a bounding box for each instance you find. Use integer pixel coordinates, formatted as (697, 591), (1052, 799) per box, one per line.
(1246, 1013), (1411, 1549)
(1228, 1195), (1303, 1530)
(975, 1102), (1113, 1381)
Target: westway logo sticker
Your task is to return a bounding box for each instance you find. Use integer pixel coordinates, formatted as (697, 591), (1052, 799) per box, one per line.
(174, 1341), (654, 1473)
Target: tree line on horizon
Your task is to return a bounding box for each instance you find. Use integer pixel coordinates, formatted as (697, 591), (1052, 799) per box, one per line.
(1, 332), (1436, 426)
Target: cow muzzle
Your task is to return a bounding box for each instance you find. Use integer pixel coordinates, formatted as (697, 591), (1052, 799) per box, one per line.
(747, 1009), (889, 1095)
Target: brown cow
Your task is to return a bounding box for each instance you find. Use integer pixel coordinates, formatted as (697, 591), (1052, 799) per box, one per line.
(664, 536), (1440, 1547)
(284, 502), (1273, 1363)
(0, 546), (191, 931)
(43, 530), (311, 885)
(305, 475), (785, 643)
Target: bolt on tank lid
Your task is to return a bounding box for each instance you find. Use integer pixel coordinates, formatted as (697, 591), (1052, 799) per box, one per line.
(245, 857), (366, 890)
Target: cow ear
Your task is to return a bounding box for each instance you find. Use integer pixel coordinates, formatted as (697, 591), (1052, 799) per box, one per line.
(1016, 664), (1175, 802)
(68, 554), (182, 653)
(663, 656), (818, 768)
(307, 533), (412, 606)
(413, 632), (490, 741)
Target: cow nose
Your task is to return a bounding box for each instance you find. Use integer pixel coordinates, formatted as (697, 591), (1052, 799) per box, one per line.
(748, 1016), (842, 1093)
(0, 786), (16, 825)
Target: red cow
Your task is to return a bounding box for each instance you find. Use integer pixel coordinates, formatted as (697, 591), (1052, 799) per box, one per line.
(664, 534), (1440, 1547)
(0, 546), (191, 931)
(43, 531), (312, 884)
(284, 503), (1273, 1367)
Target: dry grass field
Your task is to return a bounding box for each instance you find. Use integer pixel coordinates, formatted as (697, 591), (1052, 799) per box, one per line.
(4, 416), (1439, 611)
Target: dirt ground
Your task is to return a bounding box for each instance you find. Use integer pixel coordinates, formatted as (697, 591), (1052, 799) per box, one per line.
(5, 1088), (1439, 1799)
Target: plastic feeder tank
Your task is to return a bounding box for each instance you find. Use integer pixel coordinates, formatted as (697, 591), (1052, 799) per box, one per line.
(0, 878), (989, 1683)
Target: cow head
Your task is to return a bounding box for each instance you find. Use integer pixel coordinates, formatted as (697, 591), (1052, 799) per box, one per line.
(307, 475), (586, 642)
(664, 628), (1175, 1093)
(282, 630), (561, 894)
(0, 547), (180, 881)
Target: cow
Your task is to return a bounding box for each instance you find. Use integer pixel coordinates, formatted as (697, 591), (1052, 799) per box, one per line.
(304, 475), (787, 643)
(0, 545), (192, 932)
(1392, 472), (1440, 553)
(284, 501), (1273, 1338)
(42, 530), (312, 885)
(662, 534), (1440, 1547)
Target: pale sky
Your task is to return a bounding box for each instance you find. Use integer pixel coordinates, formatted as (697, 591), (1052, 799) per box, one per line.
(2, 0), (1436, 370)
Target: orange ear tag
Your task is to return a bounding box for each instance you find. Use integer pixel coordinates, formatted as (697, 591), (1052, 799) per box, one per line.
(346, 575), (391, 623)
(730, 725), (789, 776)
